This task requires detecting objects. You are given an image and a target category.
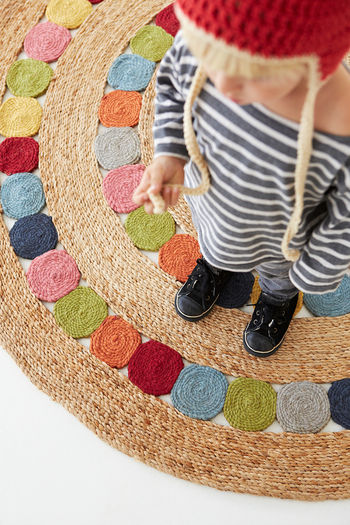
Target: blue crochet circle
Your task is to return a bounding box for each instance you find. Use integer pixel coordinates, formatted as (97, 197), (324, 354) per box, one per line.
(170, 364), (228, 420)
(107, 54), (156, 91)
(303, 275), (350, 316)
(0, 172), (45, 219)
(216, 271), (255, 308)
(328, 378), (350, 429)
(9, 213), (58, 259)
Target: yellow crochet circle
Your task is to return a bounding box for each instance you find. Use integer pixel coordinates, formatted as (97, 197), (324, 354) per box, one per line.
(46, 0), (93, 29)
(0, 97), (42, 137)
(250, 275), (303, 317)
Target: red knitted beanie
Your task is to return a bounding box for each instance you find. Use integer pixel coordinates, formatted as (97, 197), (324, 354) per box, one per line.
(175, 0), (350, 80)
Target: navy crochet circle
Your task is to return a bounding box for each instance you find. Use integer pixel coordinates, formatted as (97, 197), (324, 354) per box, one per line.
(9, 213), (58, 259)
(107, 54), (155, 91)
(217, 271), (255, 308)
(328, 378), (350, 429)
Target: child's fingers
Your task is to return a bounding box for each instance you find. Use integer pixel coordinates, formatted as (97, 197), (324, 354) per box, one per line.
(161, 186), (172, 210)
(169, 187), (180, 207)
(132, 170), (151, 203)
(132, 190), (145, 205)
(148, 166), (166, 196)
(144, 200), (154, 214)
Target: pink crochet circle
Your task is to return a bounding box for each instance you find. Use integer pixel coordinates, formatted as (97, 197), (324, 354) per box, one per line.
(102, 164), (145, 213)
(24, 22), (72, 63)
(26, 249), (81, 302)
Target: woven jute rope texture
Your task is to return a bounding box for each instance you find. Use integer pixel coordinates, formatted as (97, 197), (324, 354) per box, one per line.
(0, 0), (350, 500)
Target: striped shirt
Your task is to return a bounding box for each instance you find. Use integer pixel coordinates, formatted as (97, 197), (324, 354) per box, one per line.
(152, 30), (350, 294)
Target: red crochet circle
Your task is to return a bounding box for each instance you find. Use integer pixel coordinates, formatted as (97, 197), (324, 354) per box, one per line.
(155, 4), (180, 37)
(128, 340), (184, 396)
(0, 137), (39, 175)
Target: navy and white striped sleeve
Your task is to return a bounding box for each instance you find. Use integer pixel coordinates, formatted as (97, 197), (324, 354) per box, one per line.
(289, 157), (350, 294)
(152, 32), (190, 162)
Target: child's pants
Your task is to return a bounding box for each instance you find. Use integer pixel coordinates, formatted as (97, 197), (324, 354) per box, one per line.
(255, 260), (299, 301)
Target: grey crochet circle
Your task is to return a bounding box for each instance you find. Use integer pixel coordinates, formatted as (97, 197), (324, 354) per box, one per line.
(277, 381), (331, 434)
(94, 127), (141, 170)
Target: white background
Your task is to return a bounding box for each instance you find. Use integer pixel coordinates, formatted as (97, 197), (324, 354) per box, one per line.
(1, 8), (350, 525)
(1, 341), (350, 525)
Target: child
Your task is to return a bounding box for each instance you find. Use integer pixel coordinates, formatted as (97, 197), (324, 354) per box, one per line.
(133, 0), (350, 358)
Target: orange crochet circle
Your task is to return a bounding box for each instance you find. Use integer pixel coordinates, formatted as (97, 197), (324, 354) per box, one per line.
(158, 233), (201, 282)
(250, 276), (303, 316)
(98, 90), (142, 127)
(90, 315), (141, 368)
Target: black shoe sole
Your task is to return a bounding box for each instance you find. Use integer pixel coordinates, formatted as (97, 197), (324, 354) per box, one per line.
(174, 291), (220, 322)
(242, 325), (285, 358)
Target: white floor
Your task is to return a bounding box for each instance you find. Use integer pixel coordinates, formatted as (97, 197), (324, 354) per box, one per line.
(0, 344), (349, 525)
(1, 10), (350, 525)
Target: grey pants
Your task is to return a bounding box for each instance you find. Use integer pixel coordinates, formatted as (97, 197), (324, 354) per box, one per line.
(255, 260), (299, 301)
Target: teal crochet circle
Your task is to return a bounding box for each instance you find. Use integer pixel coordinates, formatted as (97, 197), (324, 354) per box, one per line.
(170, 364), (228, 420)
(107, 53), (155, 91)
(303, 275), (350, 316)
(0, 172), (46, 219)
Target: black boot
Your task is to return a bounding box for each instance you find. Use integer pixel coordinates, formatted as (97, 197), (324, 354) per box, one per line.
(174, 258), (230, 322)
(243, 291), (299, 358)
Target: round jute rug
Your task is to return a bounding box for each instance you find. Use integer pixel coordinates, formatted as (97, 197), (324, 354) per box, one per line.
(1, 0), (350, 501)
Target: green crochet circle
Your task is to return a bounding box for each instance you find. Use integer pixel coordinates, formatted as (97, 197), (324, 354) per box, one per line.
(223, 377), (277, 431)
(130, 25), (173, 62)
(54, 286), (108, 338)
(125, 206), (175, 251)
(6, 59), (54, 97)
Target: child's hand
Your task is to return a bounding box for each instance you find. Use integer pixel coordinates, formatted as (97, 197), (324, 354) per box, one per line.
(132, 155), (187, 214)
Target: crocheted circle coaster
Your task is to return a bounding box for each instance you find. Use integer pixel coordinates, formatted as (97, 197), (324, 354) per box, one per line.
(125, 206), (175, 251)
(102, 164), (145, 213)
(9, 213), (58, 259)
(328, 378), (350, 429)
(0, 137), (39, 175)
(54, 286), (108, 339)
(155, 4), (180, 37)
(94, 127), (141, 170)
(26, 249), (80, 302)
(0, 97), (42, 137)
(0, 172), (45, 219)
(130, 25), (174, 62)
(158, 234), (201, 282)
(276, 381), (331, 433)
(128, 340), (184, 396)
(98, 91), (142, 127)
(303, 275), (350, 316)
(107, 54), (156, 91)
(6, 59), (54, 97)
(170, 364), (228, 420)
(46, 0), (93, 29)
(90, 315), (141, 368)
(24, 22), (72, 63)
(216, 272), (255, 308)
(250, 275), (303, 317)
(223, 377), (277, 431)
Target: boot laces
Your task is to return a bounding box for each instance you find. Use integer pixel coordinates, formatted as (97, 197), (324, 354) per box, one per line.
(252, 300), (288, 335)
(185, 258), (219, 306)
